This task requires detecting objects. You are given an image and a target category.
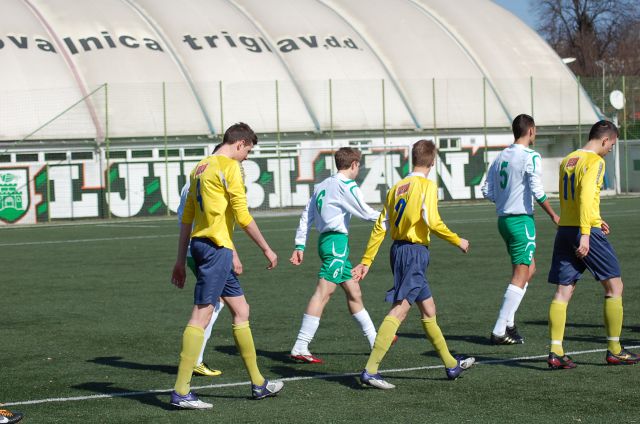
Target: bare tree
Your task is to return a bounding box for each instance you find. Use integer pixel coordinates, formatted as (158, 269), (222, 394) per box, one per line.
(536, 0), (640, 76)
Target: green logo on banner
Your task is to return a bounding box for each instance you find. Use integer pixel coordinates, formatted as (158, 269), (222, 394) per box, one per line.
(0, 169), (30, 223)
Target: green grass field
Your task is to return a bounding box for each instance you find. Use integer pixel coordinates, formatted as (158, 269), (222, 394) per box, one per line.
(1, 197), (640, 423)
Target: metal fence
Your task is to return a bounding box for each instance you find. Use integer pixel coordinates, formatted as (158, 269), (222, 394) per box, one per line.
(1, 77), (639, 226)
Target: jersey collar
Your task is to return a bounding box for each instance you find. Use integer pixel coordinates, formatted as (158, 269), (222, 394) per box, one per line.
(408, 171), (428, 179)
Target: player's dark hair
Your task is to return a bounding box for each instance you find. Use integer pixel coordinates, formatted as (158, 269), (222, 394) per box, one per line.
(412, 139), (436, 167)
(334, 147), (361, 170)
(212, 143), (222, 153)
(223, 122), (258, 146)
(512, 114), (535, 139)
(588, 120), (619, 141)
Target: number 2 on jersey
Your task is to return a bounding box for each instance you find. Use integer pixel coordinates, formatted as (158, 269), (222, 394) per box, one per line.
(394, 198), (407, 227)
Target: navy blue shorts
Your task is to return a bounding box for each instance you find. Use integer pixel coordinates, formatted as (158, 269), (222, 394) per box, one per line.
(548, 227), (621, 285)
(190, 238), (243, 305)
(385, 241), (432, 304)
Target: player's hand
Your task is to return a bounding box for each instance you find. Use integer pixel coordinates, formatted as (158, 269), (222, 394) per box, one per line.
(551, 213), (560, 226)
(458, 238), (470, 253)
(290, 249), (304, 265)
(576, 234), (590, 259)
(264, 248), (278, 270)
(601, 220), (610, 235)
(352, 264), (370, 282)
(232, 250), (243, 275)
(171, 262), (186, 289)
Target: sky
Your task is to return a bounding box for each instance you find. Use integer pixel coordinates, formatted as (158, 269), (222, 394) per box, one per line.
(492, 0), (541, 32)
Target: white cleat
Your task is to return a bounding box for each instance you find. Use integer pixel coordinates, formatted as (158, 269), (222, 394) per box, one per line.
(170, 390), (213, 409)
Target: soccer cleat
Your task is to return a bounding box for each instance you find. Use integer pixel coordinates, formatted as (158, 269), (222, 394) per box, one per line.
(445, 355), (476, 380)
(252, 379), (284, 399)
(0, 409), (23, 424)
(547, 352), (577, 369)
(193, 362), (222, 377)
(359, 369), (396, 389)
(606, 348), (640, 365)
(506, 325), (524, 344)
(490, 332), (518, 345)
(290, 349), (324, 364)
(170, 390), (213, 409)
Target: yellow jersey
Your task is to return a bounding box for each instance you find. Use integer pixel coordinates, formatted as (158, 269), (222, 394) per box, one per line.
(181, 155), (253, 249)
(361, 173), (461, 266)
(558, 149), (604, 235)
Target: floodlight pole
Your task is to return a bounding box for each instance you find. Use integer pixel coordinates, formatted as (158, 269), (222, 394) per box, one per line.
(595, 60), (606, 114)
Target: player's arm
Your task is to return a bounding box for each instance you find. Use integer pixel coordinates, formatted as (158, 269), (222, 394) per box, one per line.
(576, 161), (604, 258)
(343, 183), (380, 222)
(423, 184), (467, 252)
(232, 248), (243, 275)
(353, 196), (391, 282)
(171, 221), (192, 289)
(291, 195), (315, 265)
(481, 159), (497, 202)
(227, 163), (277, 269)
(527, 153), (559, 225)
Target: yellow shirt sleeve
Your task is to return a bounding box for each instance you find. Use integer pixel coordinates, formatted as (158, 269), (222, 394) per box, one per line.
(226, 161), (253, 228)
(578, 159), (603, 235)
(361, 192), (392, 267)
(423, 183), (461, 246)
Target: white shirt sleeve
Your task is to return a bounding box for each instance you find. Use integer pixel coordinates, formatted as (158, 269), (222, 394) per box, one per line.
(294, 194), (315, 249)
(482, 160), (497, 202)
(342, 183), (380, 221)
(526, 153), (547, 202)
(177, 182), (190, 225)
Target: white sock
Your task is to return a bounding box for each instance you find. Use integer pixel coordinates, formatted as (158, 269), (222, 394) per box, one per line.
(352, 309), (377, 348)
(292, 314), (320, 354)
(197, 301), (224, 364)
(507, 282), (528, 327)
(492, 284), (526, 336)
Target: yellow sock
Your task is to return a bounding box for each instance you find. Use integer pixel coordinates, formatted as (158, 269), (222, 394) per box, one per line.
(604, 297), (623, 354)
(365, 315), (400, 374)
(174, 325), (205, 395)
(422, 316), (457, 368)
(549, 300), (568, 356)
(232, 321), (265, 386)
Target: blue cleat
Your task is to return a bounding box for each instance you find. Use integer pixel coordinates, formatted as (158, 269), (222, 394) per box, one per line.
(169, 390), (213, 409)
(252, 379), (284, 399)
(359, 369), (395, 389)
(445, 355), (475, 380)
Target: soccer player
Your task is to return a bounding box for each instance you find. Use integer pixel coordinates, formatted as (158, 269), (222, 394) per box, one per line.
(289, 147), (380, 363)
(482, 114), (559, 345)
(169, 123), (283, 409)
(0, 409), (23, 424)
(547, 120), (640, 369)
(177, 179), (226, 377)
(352, 139), (474, 389)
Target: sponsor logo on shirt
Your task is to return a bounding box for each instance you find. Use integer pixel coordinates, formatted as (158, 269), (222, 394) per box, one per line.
(396, 183), (410, 196)
(194, 163), (208, 177)
(566, 157), (579, 168)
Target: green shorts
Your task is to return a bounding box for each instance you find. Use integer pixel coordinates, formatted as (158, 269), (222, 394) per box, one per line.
(317, 232), (352, 284)
(187, 255), (197, 276)
(497, 215), (536, 265)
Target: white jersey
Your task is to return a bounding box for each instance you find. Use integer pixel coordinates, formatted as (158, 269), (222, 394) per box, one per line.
(177, 181), (192, 257)
(294, 173), (379, 249)
(482, 143), (547, 216)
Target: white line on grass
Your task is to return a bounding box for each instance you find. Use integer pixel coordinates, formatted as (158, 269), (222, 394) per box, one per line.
(4, 345), (638, 407)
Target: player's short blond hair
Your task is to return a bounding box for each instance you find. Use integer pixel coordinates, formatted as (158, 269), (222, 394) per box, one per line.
(412, 139), (436, 168)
